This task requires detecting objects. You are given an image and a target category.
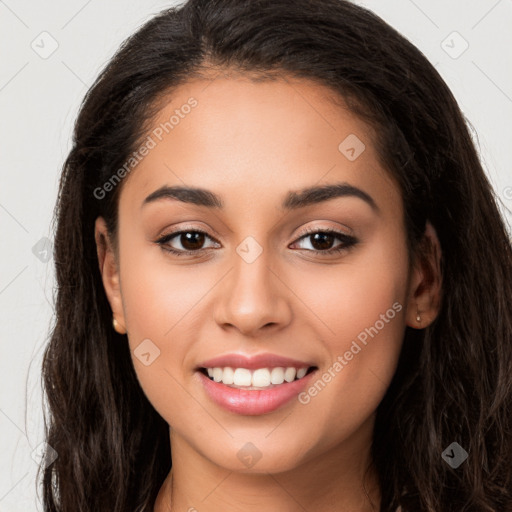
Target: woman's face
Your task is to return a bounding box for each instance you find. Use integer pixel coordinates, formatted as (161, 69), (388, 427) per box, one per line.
(97, 74), (426, 475)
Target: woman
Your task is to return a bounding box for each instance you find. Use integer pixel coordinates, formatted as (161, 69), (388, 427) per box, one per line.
(40, 0), (512, 510)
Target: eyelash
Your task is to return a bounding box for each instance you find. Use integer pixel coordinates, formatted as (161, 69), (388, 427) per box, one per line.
(155, 226), (358, 258)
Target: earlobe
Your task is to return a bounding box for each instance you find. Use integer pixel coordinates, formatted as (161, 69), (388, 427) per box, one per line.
(94, 217), (127, 334)
(405, 221), (443, 329)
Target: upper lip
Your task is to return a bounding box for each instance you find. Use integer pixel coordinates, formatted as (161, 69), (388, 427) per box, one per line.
(197, 353), (316, 370)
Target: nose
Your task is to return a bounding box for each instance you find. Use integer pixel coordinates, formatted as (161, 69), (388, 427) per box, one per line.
(212, 247), (293, 337)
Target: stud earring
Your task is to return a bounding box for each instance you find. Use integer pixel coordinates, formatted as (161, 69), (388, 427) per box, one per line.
(416, 310), (421, 323)
(112, 317), (126, 334)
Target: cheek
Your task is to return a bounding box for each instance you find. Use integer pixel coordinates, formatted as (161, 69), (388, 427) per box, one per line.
(119, 239), (213, 342)
(116, 243), (192, 406)
(294, 232), (409, 440)
(117, 241), (233, 423)
(295, 228), (409, 344)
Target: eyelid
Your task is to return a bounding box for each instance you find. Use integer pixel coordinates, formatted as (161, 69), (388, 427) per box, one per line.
(156, 225), (220, 247)
(157, 222), (353, 241)
(290, 226), (357, 253)
(155, 223), (358, 256)
(295, 223), (354, 239)
(157, 223), (219, 241)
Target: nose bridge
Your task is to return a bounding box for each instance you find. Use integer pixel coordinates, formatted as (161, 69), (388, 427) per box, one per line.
(213, 235), (292, 334)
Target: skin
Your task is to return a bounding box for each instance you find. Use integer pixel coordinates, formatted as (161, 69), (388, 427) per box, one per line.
(95, 73), (442, 512)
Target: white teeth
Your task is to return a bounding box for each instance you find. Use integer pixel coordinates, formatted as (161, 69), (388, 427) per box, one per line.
(233, 368), (252, 386)
(296, 367), (308, 379)
(212, 367), (223, 382)
(204, 366), (311, 388)
(252, 368), (271, 387)
(284, 367), (297, 382)
(270, 367), (285, 385)
(222, 366), (234, 385)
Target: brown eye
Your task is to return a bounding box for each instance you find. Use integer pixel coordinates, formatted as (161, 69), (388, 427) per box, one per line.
(308, 232), (336, 251)
(156, 229), (220, 256)
(179, 231), (206, 251)
(291, 228), (358, 255)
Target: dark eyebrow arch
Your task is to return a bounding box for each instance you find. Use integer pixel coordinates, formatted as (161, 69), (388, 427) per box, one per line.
(142, 182), (379, 213)
(283, 182), (378, 212)
(143, 185), (223, 209)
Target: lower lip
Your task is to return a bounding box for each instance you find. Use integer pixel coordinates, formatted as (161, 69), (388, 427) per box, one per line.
(197, 369), (316, 415)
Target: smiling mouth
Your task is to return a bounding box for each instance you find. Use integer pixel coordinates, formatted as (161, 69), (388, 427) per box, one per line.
(198, 365), (317, 390)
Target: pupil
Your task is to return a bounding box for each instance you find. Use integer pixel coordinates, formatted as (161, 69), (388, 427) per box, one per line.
(181, 232), (204, 250)
(311, 233), (334, 251)
(178, 232), (335, 252)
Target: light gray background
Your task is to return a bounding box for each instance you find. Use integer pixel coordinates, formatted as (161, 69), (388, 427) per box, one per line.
(1, 0), (511, 509)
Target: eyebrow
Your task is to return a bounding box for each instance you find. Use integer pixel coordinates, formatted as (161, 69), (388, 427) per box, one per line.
(142, 182), (379, 212)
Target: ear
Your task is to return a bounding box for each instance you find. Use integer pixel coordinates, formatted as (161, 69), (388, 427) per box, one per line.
(94, 216), (126, 334)
(405, 221), (443, 329)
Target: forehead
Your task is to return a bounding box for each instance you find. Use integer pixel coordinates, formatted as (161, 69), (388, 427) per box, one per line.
(119, 75), (399, 216)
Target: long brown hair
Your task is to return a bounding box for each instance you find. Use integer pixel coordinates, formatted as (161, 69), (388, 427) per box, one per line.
(40, 0), (512, 510)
